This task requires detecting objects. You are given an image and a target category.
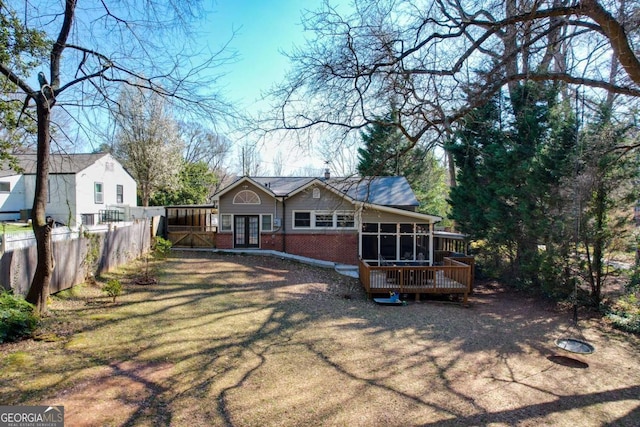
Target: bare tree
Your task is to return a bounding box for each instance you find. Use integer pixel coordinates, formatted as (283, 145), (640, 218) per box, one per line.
(113, 86), (183, 206)
(271, 150), (285, 176)
(179, 121), (233, 198)
(180, 121), (232, 172)
(238, 142), (263, 176)
(317, 143), (358, 177)
(0, 1), (234, 313)
(266, 0), (640, 166)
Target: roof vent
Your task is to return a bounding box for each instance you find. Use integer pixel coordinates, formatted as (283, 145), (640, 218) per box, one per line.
(324, 168), (330, 179)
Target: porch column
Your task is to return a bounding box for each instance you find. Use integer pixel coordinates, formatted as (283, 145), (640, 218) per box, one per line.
(429, 222), (434, 266)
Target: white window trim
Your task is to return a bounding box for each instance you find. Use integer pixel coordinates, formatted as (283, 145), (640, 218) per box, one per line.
(292, 210), (356, 230)
(220, 214), (233, 232)
(360, 222), (432, 262)
(116, 184), (124, 204)
(336, 212), (356, 228)
(314, 212), (334, 228)
(261, 214), (273, 232)
(94, 182), (104, 204)
(233, 189), (261, 205)
(292, 211), (312, 229)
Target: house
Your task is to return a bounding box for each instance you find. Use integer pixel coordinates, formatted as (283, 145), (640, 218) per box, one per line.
(0, 153), (137, 226)
(213, 174), (446, 266)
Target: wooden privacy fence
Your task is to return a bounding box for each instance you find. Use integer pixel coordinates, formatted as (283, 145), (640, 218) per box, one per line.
(359, 257), (473, 305)
(0, 219), (152, 296)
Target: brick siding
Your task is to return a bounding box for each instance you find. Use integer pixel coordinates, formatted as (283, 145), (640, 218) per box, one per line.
(284, 233), (358, 264)
(216, 233), (233, 249)
(261, 233), (284, 252)
(216, 231), (358, 265)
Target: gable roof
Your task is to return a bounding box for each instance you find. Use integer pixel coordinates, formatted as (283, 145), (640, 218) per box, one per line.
(0, 153), (111, 177)
(251, 177), (317, 197)
(216, 176), (419, 207)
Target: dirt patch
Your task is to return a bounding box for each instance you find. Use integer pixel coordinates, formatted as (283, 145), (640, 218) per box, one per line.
(54, 361), (174, 426)
(1, 252), (639, 426)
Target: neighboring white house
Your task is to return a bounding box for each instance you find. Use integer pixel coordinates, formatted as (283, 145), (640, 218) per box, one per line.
(0, 153), (137, 226)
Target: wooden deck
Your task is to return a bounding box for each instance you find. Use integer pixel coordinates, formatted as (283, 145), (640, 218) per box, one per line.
(359, 257), (473, 306)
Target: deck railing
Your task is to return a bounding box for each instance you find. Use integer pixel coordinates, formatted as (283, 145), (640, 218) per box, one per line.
(359, 257), (473, 305)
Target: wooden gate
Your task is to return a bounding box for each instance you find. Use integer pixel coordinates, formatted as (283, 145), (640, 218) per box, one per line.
(166, 206), (217, 248)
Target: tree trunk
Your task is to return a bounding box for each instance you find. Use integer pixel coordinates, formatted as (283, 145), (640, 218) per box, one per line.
(25, 99), (55, 315)
(590, 180), (607, 306)
(503, 0), (521, 100)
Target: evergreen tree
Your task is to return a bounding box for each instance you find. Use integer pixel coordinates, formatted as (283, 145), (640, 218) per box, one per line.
(574, 105), (640, 305)
(448, 82), (576, 291)
(357, 113), (407, 176)
(357, 112), (449, 219)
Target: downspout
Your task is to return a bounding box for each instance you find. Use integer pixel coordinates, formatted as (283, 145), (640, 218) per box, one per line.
(281, 198), (286, 253)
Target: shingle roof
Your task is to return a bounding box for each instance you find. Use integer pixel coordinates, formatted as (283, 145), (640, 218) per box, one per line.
(251, 177), (315, 196)
(328, 176), (419, 206)
(0, 153), (109, 176)
(230, 175), (419, 207)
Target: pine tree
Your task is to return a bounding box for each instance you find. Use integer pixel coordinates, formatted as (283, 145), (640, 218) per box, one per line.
(356, 112), (449, 218)
(448, 82), (576, 291)
(356, 113), (407, 176)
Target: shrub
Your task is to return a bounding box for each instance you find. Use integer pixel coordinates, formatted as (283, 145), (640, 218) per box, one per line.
(0, 291), (38, 343)
(152, 236), (172, 259)
(605, 293), (640, 334)
(102, 279), (123, 303)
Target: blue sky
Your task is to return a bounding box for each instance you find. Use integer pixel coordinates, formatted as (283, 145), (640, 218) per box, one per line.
(198, 0), (341, 175)
(206, 1), (319, 108)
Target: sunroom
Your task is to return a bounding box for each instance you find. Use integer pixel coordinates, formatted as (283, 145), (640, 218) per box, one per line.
(357, 206), (474, 304)
(360, 222), (434, 265)
(358, 205), (441, 266)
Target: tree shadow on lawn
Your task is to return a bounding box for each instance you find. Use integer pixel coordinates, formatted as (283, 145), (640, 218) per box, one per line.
(2, 252), (639, 426)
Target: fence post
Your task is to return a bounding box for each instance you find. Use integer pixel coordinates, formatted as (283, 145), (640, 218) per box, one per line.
(1, 222), (5, 255)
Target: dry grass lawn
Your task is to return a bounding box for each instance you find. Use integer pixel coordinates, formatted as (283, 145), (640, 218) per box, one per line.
(1, 251), (640, 426)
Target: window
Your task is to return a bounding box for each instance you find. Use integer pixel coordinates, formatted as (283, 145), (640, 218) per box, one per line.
(362, 223), (378, 232)
(81, 214), (95, 226)
(94, 182), (104, 204)
(400, 223), (414, 233)
(116, 185), (123, 204)
(294, 212), (311, 228)
(0, 182), (9, 192)
(314, 214), (333, 228)
(261, 214), (273, 232)
(233, 190), (261, 204)
(220, 214), (232, 231)
(381, 223), (396, 233)
(312, 188), (320, 199)
(361, 221), (431, 262)
(337, 213), (355, 228)
(294, 211), (356, 229)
